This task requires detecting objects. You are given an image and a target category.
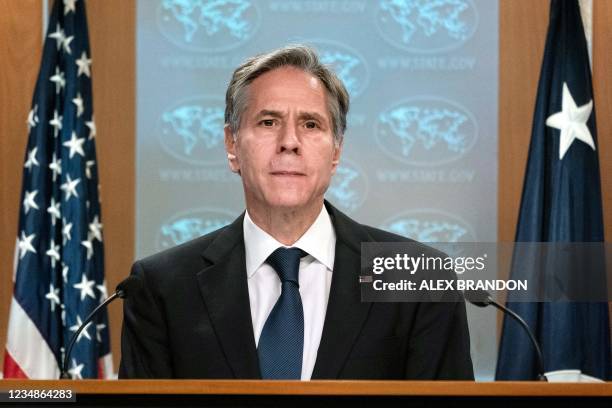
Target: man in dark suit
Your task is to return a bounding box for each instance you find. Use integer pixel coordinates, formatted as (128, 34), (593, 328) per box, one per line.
(119, 45), (474, 380)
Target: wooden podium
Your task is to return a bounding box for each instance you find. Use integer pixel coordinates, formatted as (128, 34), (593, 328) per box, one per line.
(1, 380), (611, 406)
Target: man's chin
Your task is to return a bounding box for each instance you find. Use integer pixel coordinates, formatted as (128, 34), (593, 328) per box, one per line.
(268, 200), (309, 211)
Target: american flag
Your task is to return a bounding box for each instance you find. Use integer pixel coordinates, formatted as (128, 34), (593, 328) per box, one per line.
(3, 0), (112, 379)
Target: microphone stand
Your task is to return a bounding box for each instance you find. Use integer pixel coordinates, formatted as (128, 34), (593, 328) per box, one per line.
(465, 289), (548, 382)
(488, 300), (548, 381)
(60, 290), (122, 379)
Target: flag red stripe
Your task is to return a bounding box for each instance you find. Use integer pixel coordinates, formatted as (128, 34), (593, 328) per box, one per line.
(3, 349), (28, 378)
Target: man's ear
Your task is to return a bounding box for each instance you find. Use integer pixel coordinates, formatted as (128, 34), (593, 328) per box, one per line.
(331, 137), (343, 174)
(224, 125), (240, 174)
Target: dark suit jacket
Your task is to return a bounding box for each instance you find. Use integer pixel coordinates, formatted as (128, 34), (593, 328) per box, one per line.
(119, 201), (474, 379)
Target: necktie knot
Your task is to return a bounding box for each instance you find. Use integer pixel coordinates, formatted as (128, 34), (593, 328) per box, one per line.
(266, 247), (305, 285)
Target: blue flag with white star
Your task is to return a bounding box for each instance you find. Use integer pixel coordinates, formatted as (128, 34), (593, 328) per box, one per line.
(496, 0), (610, 380)
(3, 0), (112, 379)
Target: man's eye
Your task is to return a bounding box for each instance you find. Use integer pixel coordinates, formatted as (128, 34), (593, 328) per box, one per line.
(260, 119), (274, 126)
(305, 121), (318, 129)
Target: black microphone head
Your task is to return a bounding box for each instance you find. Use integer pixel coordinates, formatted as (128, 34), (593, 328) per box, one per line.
(116, 276), (143, 299)
(463, 289), (493, 307)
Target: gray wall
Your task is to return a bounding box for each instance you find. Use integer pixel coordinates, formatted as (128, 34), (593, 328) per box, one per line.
(136, 0), (499, 380)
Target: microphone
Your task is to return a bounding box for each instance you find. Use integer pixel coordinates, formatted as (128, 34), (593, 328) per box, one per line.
(463, 289), (548, 382)
(60, 276), (143, 379)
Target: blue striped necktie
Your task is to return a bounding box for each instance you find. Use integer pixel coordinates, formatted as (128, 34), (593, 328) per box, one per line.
(257, 247), (305, 379)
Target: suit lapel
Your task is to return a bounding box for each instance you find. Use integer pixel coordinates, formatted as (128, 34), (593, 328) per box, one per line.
(196, 214), (261, 379)
(311, 202), (373, 379)
(195, 202), (373, 379)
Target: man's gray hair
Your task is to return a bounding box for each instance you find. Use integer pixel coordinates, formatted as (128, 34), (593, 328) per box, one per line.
(224, 44), (350, 144)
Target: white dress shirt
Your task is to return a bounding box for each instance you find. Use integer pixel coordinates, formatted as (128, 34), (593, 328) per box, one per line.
(243, 206), (335, 380)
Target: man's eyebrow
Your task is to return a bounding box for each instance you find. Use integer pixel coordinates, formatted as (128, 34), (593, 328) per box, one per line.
(255, 109), (284, 119)
(253, 109), (329, 124)
(298, 111), (328, 123)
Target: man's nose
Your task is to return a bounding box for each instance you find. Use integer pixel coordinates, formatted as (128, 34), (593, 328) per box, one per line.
(278, 123), (300, 153)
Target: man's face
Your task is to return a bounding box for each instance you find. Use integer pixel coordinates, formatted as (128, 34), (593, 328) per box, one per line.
(225, 66), (342, 213)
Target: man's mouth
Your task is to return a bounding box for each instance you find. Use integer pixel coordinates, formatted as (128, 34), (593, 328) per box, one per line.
(270, 171), (306, 177)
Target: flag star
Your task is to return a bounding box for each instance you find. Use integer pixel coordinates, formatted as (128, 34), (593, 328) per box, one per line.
(85, 117), (96, 139)
(48, 24), (65, 50)
(27, 105), (39, 130)
(76, 51), (92, 77)
(47, 197), (61, 226)
(546, 82), (595, 160)
(63, 132), (86, 158)
(85, 160), (95, 179)
(68, 359), (84, 379)
(81, 236), (94, 261)
(50, 66), (66, 95)
(73, 274), (96, 301)
(49, 110), (63, 137)
(49, 153), (62, 181)
(96, 281), (109, 303)
(24, 147), (40, 171)
(61, 304), (66, 325)
(89, 215), (103, 242)
(60, 175), (80, 201)
(62, 35), (74, 54)
(45, 239), (60, 268)
(62, 264), (69, 283)
(23, 190), (40, 214)
(18, 232), (37, 259)
(72, 93), (84, 117)
(62, 221), (73, 244)
(45, 239), (61, 268)
(63, 0), (77, 15)
(95, 323), (106, 342)
(45, 283), (61, 312)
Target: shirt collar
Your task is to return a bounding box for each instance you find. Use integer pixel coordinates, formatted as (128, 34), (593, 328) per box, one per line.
(243, 205), (336, 278)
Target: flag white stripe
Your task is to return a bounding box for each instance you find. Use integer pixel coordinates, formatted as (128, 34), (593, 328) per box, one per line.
(99, 353), (114, 379)
(5, 297), (59, 379)
(12, 238), (19, 283)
